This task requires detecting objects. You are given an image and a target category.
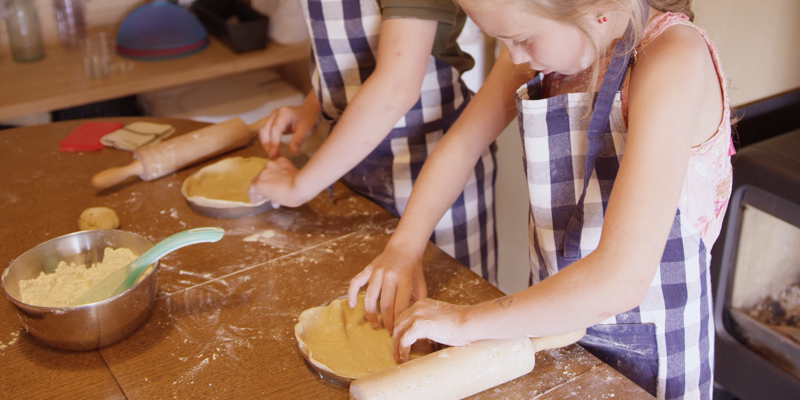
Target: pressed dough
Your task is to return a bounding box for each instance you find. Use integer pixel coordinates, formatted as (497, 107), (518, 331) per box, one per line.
(78, 206), (120, 230)
(181, 156), (269, 208)
(294, 294), (433, 380)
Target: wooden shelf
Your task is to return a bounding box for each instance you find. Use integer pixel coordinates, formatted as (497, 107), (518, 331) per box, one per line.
(0, 37), (309, 120)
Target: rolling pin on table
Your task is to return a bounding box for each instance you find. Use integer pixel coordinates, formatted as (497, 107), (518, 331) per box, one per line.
(351, 330), (587, 400)
(91, 117), (268, 189)
(0, 118), (654, 399)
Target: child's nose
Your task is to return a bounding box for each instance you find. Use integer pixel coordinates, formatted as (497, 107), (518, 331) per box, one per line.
(507, 46), (532, 66)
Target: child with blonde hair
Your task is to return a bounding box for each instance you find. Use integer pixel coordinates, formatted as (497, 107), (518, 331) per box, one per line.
(349, 0), (733, 398)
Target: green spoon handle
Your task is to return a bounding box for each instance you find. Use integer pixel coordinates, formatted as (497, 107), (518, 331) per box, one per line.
(119, 227), (225, 292)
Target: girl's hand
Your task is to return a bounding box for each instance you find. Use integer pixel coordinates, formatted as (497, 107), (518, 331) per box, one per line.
(258, 103), (320, 158)
(248, 158), (313, 207)
(347, 244), (427, 334)
(391, 298), (471, 363)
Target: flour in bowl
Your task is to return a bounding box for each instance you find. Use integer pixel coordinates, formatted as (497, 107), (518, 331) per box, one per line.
(18, 248), (138, 307)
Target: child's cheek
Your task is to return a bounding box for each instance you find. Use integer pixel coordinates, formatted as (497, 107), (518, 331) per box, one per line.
(578, 45), (595, 71)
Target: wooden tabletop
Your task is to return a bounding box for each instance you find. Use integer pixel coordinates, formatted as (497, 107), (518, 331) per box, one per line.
(0, 118), (654, 399)
(0, 38), (309, 121)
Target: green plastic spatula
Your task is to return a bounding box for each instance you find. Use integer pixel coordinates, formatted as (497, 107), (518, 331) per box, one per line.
(70, 227), (225, 306)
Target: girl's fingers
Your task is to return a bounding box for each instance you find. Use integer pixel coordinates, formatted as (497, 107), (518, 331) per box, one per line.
(274, 157), (295, 169)
(379, 281), (398, 333)
(249, 167), (266, 188)
(392, 313), (419, 363)
(289, 121), (313, 154)
(394, 302), (418, 332)
(364, 269), (385, 329)
(268, 112), (288, 158)
(398, 322), (427, 362)
(247, 186), (265, 203)
(348, 266), (373, 308)
(247, 160), (287, 201)
(391, 321), (408, 362)
(393, 282), (412, 332)
(391, 305), (417, 350)
(258, 113), (277, 152)
(398, 342), (412, 363)
(412, 275), (427, 302)
(248, 166), (272, 201)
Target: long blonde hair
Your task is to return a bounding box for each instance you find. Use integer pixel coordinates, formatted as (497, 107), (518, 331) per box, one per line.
(457, 0), (694, 107)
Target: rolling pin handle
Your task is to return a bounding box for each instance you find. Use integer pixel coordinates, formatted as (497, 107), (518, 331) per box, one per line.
(91, 160), (144, 189)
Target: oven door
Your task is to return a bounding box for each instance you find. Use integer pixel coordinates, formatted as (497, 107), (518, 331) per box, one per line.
(715, 184), (800, 399)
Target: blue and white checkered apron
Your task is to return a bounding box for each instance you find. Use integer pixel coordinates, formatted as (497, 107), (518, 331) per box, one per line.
(515, 29), (714, 399)
(301, 0), (497, 283)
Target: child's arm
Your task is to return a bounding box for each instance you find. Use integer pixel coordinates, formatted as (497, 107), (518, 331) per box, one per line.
(391, 26), (725, 360)
(249, 18), (439, 207)
(348, 49), (534, 332)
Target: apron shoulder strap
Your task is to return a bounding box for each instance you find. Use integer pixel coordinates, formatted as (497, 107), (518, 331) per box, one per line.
(562, 25), (637, 260)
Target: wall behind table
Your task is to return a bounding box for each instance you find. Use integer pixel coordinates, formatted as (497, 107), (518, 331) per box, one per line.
(694, 0), (800, 107)
(0, 0), (145, 56)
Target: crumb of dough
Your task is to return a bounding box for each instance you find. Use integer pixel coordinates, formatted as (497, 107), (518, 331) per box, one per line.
(18, 248), (137, 307)
(78, 207), (120, 230)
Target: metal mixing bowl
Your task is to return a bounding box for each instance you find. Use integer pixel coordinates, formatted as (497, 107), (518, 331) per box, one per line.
(1, 229), (159, 350)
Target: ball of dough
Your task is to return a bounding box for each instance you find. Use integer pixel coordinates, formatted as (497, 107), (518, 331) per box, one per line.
(78, 207), (120, 230)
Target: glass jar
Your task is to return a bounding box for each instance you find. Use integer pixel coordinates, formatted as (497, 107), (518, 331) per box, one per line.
(53, 0), (85, 49)
(4, 0), (45, 62)
(83, 32), (112, 79)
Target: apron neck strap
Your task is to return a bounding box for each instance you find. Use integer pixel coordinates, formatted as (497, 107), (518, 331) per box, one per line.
(562, 24), (638, 260)
(586, 24), (637, 138)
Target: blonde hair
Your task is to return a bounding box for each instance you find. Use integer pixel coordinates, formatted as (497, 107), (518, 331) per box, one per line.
(457, 0), (694, 112)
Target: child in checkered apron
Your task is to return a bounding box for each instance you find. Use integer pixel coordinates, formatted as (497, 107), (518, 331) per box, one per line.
(248, 0), (499, 294)
(350, 0), (734, 399)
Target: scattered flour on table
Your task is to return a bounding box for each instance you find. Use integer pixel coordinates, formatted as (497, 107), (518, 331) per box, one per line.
(0, 330), (20, 351)
(18, 248), (137, 307)
(237, 229), (301, 251)
(243, 230), (276, 242)
(3, 193), (21, 205)
(160, 207), (180, 219)
(125, 191), (140, 204)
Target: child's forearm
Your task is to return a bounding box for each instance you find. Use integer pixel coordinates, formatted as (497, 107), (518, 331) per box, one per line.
(461, 249), (655, 341)
(389, 50), (532, 255)
(301, 90), (320, 115)
(293, 18), (438, 200)
(294, 73), (422, 198)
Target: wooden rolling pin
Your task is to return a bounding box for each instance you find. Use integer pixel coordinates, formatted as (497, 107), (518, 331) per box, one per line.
(91, 117), (268, 189)
(350, 329), (585, 400)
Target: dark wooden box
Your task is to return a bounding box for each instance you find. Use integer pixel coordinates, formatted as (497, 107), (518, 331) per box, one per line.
(192, 0), (269, 53)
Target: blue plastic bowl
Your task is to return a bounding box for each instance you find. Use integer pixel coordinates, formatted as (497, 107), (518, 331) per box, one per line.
(116, 1), (208, 51)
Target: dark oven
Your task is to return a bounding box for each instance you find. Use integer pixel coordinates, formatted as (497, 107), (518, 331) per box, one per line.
(712, 89), (800, 400)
